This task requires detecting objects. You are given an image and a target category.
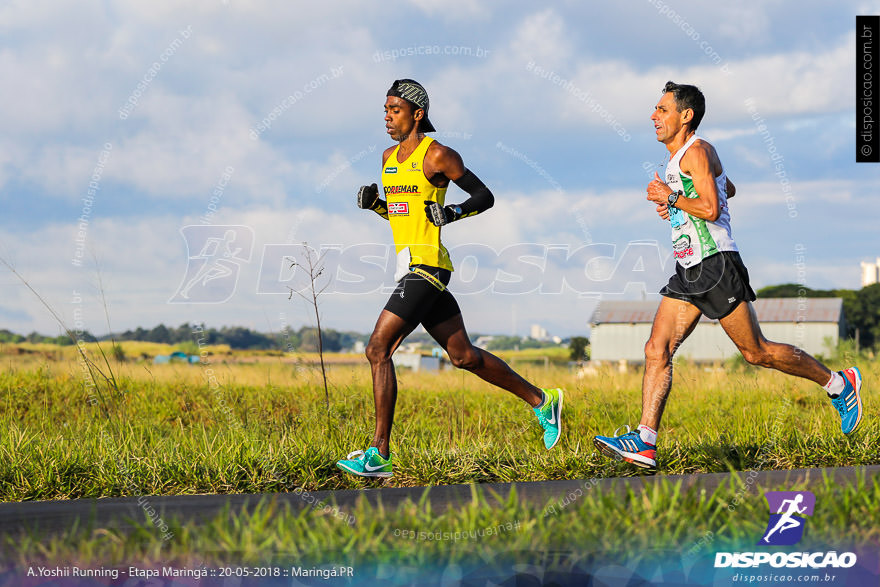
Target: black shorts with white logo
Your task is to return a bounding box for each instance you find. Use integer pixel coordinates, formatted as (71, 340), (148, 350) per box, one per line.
(383, 264), (461, 329)
(660, 251), (756, 319)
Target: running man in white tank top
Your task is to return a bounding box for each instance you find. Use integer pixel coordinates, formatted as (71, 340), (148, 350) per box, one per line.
(664, 132), (737, 268)
(593, 82), (863, 471)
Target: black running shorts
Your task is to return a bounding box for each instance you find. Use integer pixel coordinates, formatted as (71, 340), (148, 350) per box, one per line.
(660, 251), (756, 319)
(383, 264), (461, 329)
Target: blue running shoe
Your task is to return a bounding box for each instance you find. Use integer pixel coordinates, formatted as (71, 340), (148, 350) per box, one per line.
(534, 388), (564, 449)
(593, 426), (657, 469)
(830, 367), (863, 435)
(336, 447), (393, 478)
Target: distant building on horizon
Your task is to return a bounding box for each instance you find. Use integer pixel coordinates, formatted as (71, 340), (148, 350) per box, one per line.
(474, 335), (495, 348)
(861, 258), (880, 287)
(589, 298), (846, 363)
(530, 324), (548, 340)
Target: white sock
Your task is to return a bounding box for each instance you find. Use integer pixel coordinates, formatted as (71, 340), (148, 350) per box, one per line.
(824, 372), (845, 397)
(637, 425), (657, 445)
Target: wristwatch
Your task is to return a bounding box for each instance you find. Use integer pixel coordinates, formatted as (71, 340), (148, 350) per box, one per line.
(667, 190), (682, 208)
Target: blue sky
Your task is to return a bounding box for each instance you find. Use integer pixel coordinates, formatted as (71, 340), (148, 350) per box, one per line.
(0, 0), (877, 339)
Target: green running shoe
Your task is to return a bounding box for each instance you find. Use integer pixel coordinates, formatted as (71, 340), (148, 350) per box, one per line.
(534, 388), (564, 449)
(336, 447), (393, 478)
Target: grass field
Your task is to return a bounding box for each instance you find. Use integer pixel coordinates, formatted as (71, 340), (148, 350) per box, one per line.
(1, 343), (877, 573)
(4, 475), (879, 568)
(0, 345), (875, 501)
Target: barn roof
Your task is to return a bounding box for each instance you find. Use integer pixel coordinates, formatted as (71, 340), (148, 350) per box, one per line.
(589, 298), (843, 325)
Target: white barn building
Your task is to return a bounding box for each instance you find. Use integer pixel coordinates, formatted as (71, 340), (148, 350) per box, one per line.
(589, 298), (846, 363)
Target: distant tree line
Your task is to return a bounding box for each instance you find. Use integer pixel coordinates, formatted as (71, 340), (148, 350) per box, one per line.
(111, 323), (368, 352)
(2, 324), (581, 353)
(482, 335), (562, 351)
(113, 323), (279, 349)
(274, 326), (368, 352)
(757, 283), (880, 349)
(0, 329), (91, 346)
(1, 323), (368, 352)
(11, 282), (873, 352)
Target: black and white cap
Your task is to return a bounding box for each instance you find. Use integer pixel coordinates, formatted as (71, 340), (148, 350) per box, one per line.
(387, 79), (436, 133)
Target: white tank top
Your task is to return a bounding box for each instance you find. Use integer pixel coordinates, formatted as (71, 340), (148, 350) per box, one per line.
(665, 134), (738, 268)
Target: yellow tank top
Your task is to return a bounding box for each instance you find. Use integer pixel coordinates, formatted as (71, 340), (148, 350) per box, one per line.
(380, 136), (453, 271)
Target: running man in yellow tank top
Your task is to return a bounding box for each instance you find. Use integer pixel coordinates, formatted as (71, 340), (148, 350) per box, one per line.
(336, 79), (564, 478)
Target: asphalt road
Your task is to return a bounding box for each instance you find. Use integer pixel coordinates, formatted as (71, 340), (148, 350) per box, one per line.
(2, 465), (877, 535)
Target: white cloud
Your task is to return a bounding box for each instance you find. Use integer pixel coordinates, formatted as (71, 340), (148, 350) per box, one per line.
(0, 1), (872, 337)
(509, 8), (571, 66)
(403, 0), (490, 21)
(558, 32), (853, 131)
(714, 4), (772, 43)
(702, 127), (758, 142)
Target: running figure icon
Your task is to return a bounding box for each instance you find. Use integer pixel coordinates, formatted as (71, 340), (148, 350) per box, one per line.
(169, 225), (254, 304)
(762, 493), (807, 544)
(179, 229), (243, 299)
